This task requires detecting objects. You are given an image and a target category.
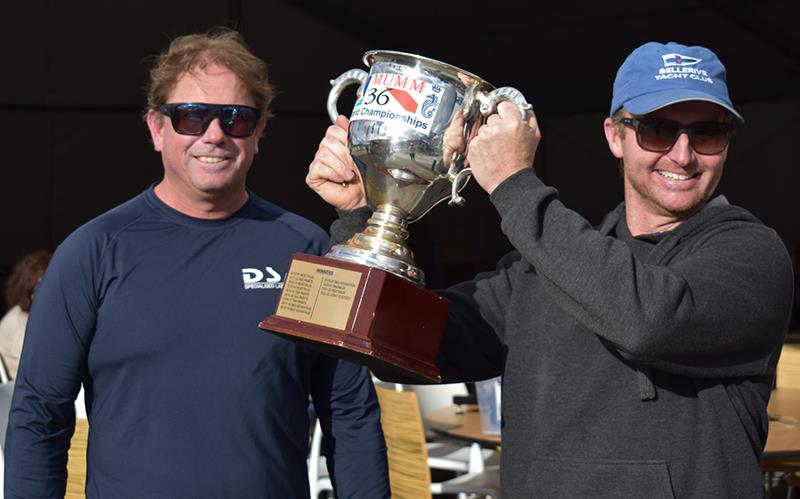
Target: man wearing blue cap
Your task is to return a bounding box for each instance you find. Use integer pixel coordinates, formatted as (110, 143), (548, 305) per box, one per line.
(307, 41), (794, 497)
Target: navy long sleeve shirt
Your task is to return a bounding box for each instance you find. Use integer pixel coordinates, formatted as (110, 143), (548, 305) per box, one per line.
(5, 187), (389, 498)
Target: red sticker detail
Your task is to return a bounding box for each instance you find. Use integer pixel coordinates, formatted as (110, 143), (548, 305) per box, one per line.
(388, 89), (418, 113)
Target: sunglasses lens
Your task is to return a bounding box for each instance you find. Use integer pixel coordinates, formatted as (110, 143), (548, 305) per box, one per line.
(690, 123), (732, 155)
(163, 104), (260, 137)
(636, 120), (680, 152)
(172, 104), (212, 135)
(221, 106), (259, 138)
(634, 119), (732, 155)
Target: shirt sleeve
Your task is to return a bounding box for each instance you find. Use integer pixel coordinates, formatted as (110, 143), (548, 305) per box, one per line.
(489, 167), (794, 379)
(4, 232), (98, 498)
(327, 207), (371, 251)
(310, 356), (390, 499)
(432, 254), (515, 382)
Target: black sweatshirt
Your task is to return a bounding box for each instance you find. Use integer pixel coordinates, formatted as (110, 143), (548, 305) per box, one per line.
(332, 167), (794, 498)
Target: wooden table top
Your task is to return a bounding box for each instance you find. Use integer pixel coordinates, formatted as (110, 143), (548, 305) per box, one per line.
(424, 404), (501, 448)
(766, 387), (800, 458)
(424, 388), (800, 459)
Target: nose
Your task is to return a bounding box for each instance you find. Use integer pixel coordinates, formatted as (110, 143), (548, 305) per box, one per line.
(667, 131), (693, 166)
(201, 118), (226, 144)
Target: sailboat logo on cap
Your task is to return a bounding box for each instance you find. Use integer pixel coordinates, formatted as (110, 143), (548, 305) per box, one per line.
(662, 53), (702, 67)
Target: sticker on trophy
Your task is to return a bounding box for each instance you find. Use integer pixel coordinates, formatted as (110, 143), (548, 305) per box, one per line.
(350, 72), (442, 135)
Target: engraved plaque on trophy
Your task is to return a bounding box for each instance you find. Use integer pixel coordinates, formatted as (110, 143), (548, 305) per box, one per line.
(259, 50), (530, 382)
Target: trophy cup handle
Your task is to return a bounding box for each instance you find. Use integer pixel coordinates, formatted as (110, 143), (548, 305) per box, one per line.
(327, 69), (369, 123)
(449, 166), (472, 207)
(477, 86), (532, 120)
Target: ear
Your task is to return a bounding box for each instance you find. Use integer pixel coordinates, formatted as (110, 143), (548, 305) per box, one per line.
(254, 118), (267, 155)
(603, 117), (624, 159)
(146, 110), (166, 152)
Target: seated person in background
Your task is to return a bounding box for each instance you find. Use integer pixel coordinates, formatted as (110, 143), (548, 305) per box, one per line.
(0, 250), (51, 379)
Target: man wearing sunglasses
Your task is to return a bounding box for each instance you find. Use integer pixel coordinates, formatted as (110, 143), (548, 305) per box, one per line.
(307, 41), (793, 497)
(5, 29), (389, 498)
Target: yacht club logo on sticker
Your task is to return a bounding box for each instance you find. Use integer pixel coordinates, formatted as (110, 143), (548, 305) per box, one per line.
(351, 72), (442, 135)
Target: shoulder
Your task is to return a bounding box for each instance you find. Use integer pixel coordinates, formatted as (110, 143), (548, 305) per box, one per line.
(63, 192), (151, 248)
(674, 199), (793, 282)
(689, 200), (786, 250)
(245, 193), (329, 249)
(50, 191), (154, 275)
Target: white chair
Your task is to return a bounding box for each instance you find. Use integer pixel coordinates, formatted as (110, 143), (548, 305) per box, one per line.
(0, 358), (10, 384)
(0, 380), (16, 452)
(0, 379), (15, 498)
(308, 419), (333, 498)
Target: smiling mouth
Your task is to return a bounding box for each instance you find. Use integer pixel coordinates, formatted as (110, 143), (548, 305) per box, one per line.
(656, 170), (697, 181)
(195, 156), (228, 164)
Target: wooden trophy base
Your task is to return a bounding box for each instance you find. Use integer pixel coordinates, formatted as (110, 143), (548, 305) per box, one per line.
(258, 253), (450, 383)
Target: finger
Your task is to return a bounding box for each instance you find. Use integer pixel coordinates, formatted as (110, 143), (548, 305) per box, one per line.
(311, 139), (349, 174)
(466, 135), (484, 157)
(313, 147), (355, 182)
(331, 116), (350, 146)
(496, 101), (520, 120)
(526, 108), (540, 129)
(325, 123), (349, 149)
(318, 148), (356, 185)
(320, 133), (350, 160)
(308, 160), (351, 186)
(335, 115), (350, 130)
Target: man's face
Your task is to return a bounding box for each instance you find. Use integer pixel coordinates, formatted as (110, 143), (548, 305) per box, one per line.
(604, 101), (729, 232)
(146, 64), (265, 210)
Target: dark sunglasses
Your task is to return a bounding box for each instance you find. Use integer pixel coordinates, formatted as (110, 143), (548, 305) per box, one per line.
(159, 103), (262, 138)
(619, 117), (735, 155)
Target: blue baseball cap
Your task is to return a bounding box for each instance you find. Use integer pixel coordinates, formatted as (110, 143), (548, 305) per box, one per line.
(610, 41), (743, 123)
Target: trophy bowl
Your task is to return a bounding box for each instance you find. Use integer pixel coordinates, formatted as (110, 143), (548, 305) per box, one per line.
(327, 50), (531, 286)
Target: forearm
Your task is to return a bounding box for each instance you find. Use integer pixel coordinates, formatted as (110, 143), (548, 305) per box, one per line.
(433, 254), (520, 382)
(311, 358), (389, 498)
(6, 344), (80, 496)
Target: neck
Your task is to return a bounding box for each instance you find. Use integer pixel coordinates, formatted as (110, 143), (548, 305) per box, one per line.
(624, 199), (703, 236)
(154, 182), (248, 219)
(625, 212), (683, 237)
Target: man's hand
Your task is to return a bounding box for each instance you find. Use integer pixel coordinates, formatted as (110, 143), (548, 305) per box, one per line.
(306, 115), (367, 211)
(466, 101), (541, 195)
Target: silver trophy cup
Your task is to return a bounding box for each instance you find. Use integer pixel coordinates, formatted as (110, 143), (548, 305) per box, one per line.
(327, 50), (531, 286)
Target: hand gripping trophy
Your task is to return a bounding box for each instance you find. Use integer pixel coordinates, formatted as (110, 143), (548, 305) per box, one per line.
(260, 51), (530, 382)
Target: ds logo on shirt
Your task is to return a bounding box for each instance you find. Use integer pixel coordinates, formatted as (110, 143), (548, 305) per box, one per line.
(241, 267), (284, 290)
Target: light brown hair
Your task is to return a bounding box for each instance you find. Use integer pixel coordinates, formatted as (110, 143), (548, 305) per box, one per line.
(144, 27), (275, 119)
